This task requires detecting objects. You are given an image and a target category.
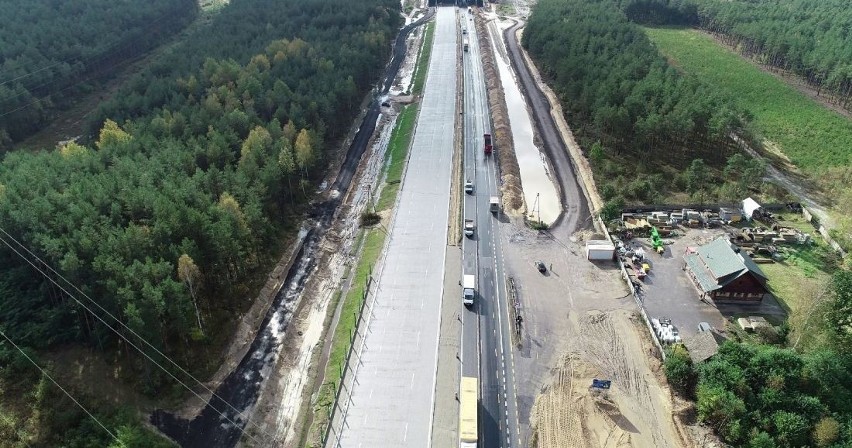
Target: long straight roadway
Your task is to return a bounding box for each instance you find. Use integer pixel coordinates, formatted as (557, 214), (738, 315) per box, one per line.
(332, 6), (457, 447)
(460, 8), (520, 448)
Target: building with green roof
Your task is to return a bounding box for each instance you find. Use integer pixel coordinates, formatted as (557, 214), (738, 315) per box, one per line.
(684, 237), (769, 303)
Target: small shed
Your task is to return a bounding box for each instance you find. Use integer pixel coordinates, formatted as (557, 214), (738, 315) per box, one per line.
(683, 331), (721, 364)
(742, 197), (763, 220)
(586, 240), (615, 261)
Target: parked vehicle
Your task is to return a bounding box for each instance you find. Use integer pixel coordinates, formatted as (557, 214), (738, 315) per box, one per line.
(535, 260), (546, 273)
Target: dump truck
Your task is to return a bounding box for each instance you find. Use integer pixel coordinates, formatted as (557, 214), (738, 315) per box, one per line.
(464, 219), (475, 237)
(489, 196), (499, 213)
(462, 274), (475, 306)
(483, 133), (492, 155)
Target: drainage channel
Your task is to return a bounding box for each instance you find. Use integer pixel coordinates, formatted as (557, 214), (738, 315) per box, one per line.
(150, 11), (433, 448)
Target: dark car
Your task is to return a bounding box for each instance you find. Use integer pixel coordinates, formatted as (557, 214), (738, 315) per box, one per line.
(535, 261), (546, 273)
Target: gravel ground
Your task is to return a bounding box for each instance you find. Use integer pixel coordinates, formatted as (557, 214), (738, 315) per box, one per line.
(500, 219), (687, 448)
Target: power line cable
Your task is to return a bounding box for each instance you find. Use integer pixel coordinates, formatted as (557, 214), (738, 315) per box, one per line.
(0, 229), (277, 447)
(0, 230), (271, 446)
(0, 33), (147, 100)
(0, 328), (121, 445)
(0, 6), (192, 88)
(0, 61), (69, 89)
(0, 52), (145, 121)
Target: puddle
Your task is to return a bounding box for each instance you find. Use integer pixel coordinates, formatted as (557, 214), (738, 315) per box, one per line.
(490, 27), (560, 225)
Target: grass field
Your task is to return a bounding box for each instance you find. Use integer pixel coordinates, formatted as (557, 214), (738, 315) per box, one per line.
(376, 105), (416, 211)
(644, 27), (852, 175)
(757, 214), (840, 349)
(411, 21), (434, 96)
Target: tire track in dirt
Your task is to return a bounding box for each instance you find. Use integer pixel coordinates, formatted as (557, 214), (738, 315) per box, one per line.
(531, 310), (682, 448)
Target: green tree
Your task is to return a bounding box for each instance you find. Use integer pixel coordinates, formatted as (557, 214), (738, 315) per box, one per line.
(772, 411), (810, 447)
(685, 158), (710, 194)
(278, 138), (297, 203)
(697, 383), (747, 442)
(664, 344), (696, 397)
(600, 196), (625, 221)
(177, 254), (204, 336)
(827, 270), (852, 350)
(749, 431), (776, 448)
(294, 128), (315, 174)
(813, 416), (840, 447)
(95, 119), (132, 151)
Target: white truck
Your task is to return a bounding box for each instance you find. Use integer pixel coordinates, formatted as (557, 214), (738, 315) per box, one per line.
(462, 274), (475, 306)
(489, 196), (500, 213)
(464, 219), (475, 237)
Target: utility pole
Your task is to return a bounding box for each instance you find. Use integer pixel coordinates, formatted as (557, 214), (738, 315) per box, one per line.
(537, 192), (541, 226)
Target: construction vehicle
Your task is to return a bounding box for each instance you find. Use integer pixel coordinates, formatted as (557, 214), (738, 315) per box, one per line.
(464, 219), (475, 237)
(483, 133), (492, 155)
(651, 227), (664, 254)
(459, 377), (478, 448)
(462, 274), (475, 306)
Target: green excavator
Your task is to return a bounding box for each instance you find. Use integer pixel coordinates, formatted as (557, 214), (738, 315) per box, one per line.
(651, 227), (664, 254)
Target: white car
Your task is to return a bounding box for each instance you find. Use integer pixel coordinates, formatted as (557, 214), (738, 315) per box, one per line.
(464, 180), (474, 194)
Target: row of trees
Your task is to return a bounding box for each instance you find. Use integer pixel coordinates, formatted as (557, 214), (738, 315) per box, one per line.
(0, 0), (198, 147)
(693, 0), (852, 109)
(523, 0), (746, 205)
(0, 0), (401, 403)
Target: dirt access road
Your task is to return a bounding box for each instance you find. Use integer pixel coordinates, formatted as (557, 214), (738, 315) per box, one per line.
(486, 3), (689, 447)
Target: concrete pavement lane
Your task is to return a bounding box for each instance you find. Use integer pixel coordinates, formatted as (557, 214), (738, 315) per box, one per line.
(333, 7), (457, 447)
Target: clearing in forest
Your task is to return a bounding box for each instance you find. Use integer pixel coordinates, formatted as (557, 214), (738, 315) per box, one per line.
(644, 27), (852, 179)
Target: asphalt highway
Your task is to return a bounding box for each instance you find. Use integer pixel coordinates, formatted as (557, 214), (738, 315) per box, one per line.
(460, 9), (520, 448)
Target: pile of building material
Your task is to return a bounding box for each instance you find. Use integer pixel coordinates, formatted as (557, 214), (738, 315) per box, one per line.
(736, 316), (771, 332)
(650, 318), (682, 344)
